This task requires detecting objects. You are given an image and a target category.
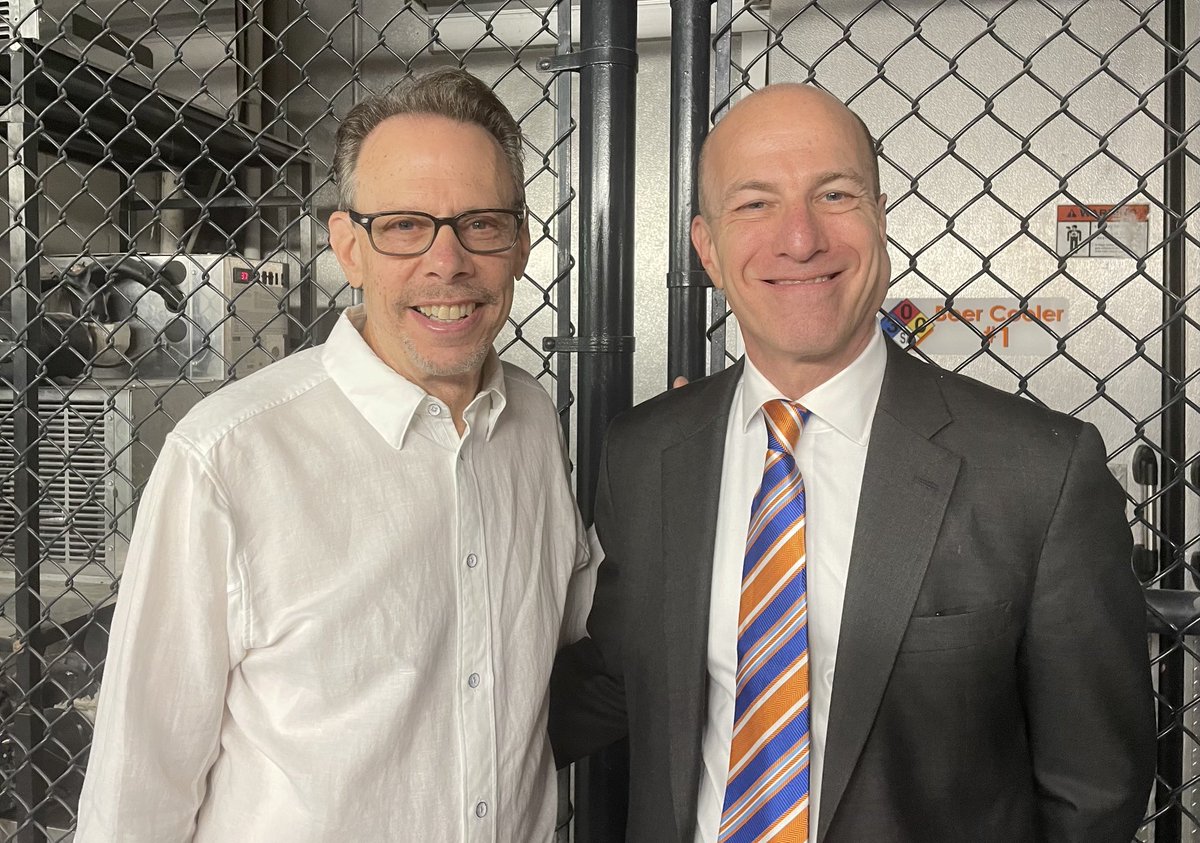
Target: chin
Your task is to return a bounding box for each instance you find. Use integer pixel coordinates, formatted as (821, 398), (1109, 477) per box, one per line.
(409, 345), (491, 380)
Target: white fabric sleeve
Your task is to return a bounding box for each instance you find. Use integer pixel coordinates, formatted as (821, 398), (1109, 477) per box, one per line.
(75, 434), (241, 842)
(558, 524), (603, 649)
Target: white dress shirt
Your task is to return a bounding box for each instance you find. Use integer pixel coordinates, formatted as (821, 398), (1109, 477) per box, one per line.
(76, 306), (590, 843)
(694, 329), (886, 843)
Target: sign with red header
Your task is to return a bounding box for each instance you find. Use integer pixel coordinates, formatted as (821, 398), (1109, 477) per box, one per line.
(1056, 203), (1149, 257)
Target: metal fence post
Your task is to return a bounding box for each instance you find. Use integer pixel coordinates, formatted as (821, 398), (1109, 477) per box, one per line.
(573, 2), (638, 841)
(667, 0), (712, 386)
(5, 32), (48, 843)
(575, 1), (638, 518)
(1155, 1), (1188, 839)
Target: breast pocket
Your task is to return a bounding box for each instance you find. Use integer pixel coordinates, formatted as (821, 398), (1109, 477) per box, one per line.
(898, 601), (1012, 653)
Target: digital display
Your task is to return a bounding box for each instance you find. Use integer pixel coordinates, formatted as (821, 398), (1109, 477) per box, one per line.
(236, 268), (253, 283)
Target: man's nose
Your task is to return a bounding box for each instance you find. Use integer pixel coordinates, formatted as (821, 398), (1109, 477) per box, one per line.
(773, 202), (828, 262)
(424, 223), (472, 277)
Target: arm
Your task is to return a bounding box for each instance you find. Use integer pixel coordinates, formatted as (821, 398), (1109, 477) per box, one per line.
(1020, 423), (1154, 842)
(549, 433), (631, 767)
(75, 436), (241, 842)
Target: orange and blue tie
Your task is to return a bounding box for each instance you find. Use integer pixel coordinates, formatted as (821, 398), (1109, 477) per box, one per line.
(719, 399), (811, 843)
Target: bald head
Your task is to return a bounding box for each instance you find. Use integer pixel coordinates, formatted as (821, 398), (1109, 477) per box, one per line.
(697, 84), (879, 220)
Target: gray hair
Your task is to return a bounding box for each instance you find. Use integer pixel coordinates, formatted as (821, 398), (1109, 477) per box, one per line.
(332, 67), (525, 210)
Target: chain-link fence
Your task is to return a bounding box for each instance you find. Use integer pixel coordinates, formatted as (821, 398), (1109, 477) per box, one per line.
(697, 1), (1198, 840)
(2, 0), (1195, 840)
(0, 1), (579, 839)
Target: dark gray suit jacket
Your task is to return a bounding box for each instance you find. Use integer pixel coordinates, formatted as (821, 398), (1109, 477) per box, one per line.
(550, 341), (1155, 842)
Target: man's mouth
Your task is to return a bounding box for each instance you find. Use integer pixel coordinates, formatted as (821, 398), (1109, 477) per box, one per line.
(767, 274), (834, 286)
(414, 302), (478, 322)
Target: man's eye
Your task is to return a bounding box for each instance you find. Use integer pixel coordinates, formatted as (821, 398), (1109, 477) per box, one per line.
(380, 217), (418, 232)
(824, 191), (849, 202)
(739, 201), (767, 211)
(468, 217), (500, 231)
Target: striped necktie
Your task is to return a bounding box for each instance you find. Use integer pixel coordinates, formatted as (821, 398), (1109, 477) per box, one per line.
(719, 398), (811, 843)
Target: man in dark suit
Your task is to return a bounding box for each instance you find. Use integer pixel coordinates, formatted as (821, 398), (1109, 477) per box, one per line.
(550, 83), (1154, 842)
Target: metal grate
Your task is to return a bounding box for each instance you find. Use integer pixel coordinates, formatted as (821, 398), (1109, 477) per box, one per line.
(0, 392), (108, 570)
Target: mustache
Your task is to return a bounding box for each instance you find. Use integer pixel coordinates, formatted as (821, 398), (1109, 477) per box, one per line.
(400, 286), (502, 307)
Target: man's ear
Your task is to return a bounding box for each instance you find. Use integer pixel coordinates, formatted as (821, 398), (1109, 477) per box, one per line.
(329, 211), (365, 289)
(690, 214), (724, 290)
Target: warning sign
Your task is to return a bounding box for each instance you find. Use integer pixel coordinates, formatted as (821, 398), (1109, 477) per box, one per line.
(882, 298), (1069, 356)
(1057, 204), (1149, 258)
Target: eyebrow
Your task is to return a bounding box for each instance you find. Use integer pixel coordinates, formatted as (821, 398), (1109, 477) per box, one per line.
(722, 170), (872, 207)
(815, 170), (871, 192)
(723, 179), (777, 205)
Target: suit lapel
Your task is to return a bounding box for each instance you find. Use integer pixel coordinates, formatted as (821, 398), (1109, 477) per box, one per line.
(816, 345), (961, 842)
(659, 362), (742, 838)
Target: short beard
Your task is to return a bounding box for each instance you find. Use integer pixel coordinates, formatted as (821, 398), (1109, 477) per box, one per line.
(398, 332), (492, 380)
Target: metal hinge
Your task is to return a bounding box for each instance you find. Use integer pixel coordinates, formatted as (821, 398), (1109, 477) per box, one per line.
(543, 335), (636, 353)
(667, 270), (712, 288)
(538, 46), (639, 73)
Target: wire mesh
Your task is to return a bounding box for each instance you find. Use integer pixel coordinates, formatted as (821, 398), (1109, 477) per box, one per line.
(1, 0), (1193, 838)
(709, 0), (1197, 839)
(0, 1), (576, 838)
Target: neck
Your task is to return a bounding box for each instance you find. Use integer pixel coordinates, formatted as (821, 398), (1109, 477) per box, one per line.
(756, 364), (837, 402)
(749, 336), (873, 401)
(362, 320), (484, 436)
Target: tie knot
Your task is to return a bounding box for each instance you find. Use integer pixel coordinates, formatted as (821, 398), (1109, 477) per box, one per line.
(763, 399), (807, 455)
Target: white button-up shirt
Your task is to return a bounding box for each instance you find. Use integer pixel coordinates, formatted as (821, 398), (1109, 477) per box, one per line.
(77, 306), (590, 843)
(695, 328), (886, 843)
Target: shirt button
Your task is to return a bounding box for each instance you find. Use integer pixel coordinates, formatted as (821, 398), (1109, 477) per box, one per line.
(475, 801), (488, 818)
(468, 673), (480, 688)
(427, 403), (442, 417)
(466, 553), (478, 569)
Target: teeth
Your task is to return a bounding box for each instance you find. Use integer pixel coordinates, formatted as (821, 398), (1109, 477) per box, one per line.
(773, 276), (831, 286)
(417, 302), (477, 321)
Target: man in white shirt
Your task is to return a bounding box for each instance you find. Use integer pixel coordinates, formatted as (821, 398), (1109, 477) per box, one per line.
(77, 67), (588, 842)
(550, 83), (1153, 842)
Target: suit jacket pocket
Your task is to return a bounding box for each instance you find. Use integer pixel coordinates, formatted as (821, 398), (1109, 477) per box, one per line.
(898, 601), (1012, 653)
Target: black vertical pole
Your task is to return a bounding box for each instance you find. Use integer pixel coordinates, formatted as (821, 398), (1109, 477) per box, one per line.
(1155, 1), (1186, 840)
(667, 0), (711, 386)
(575, 2), (637, 515)
(554, 0), (575, 438)
(553, 4), (576, 839)
(574, 3), (637, 843)
(7, 35), (47, 843)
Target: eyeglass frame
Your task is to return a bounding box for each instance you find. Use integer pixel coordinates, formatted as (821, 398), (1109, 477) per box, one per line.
(344, 206), (526, 257)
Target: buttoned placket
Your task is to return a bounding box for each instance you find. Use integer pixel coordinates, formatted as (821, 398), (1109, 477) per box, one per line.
(430, 395), (497, 843)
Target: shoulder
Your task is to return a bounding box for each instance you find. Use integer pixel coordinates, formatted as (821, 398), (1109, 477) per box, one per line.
(499, 361), (559, 421)
(940, 364), (1082, 436)
(168, 346), (333, 456)
(608, 364), (742, 445)
(893, 352), (1091, 458)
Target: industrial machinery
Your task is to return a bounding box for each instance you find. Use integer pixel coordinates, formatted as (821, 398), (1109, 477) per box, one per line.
(0, 379), (217, 581)
(38, 253), (289, 383)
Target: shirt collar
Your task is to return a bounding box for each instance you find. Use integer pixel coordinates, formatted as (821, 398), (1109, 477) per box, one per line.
(322, 305), (508, 449)
(736, 322), (888, 446)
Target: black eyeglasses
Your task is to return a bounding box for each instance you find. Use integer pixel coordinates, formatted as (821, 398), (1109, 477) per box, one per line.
(346, 207), (525, 257)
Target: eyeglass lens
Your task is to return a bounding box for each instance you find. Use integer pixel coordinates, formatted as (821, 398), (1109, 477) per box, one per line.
(371, 211), (518, 255)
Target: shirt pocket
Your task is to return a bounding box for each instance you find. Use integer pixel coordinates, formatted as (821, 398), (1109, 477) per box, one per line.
(898, 601), (1012, 653)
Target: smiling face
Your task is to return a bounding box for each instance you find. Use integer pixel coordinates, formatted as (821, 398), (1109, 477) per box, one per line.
(691, 85), (890, 398)
(328, 113), (529, 396)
